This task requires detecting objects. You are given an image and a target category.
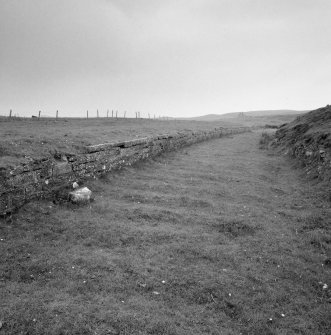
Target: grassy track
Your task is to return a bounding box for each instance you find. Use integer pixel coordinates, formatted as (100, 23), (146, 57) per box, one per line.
(0, 131), (330, 334)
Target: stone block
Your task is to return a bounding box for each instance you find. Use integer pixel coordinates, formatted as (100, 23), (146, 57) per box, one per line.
(69, 187), (92, 203)
(85, 141), (124, 153)
(52, 161), (73, 177)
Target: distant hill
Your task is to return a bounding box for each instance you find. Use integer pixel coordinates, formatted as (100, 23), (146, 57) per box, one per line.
(242, 109), (307, 117)
(185, 114), (227, 121)
(185, 110), (306, 121)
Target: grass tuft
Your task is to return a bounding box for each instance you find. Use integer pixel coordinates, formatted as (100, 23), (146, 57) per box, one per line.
(259, 131), (275, 149)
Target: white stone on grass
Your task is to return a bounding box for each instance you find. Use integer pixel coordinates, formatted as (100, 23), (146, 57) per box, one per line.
(69, 187), (92, 203)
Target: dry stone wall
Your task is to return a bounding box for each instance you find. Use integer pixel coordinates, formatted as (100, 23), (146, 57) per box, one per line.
(0, 127), (249, 214)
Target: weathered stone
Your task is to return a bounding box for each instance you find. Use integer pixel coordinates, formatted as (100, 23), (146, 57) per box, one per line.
(69, 187), (92, 203)
(52, 161), (72, 177)
(8, 171), (37, 187)
(121, 137), (150, 147)
(85, 142), (124, 153)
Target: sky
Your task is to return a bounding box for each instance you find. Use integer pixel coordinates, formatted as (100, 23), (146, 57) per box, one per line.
(0, 0), (330, 118)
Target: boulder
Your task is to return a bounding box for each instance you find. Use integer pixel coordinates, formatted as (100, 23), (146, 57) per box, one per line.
(69, 187), (92, 203)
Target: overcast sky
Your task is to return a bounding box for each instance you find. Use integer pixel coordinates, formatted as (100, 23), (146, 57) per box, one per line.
(0, 0), (330, 118)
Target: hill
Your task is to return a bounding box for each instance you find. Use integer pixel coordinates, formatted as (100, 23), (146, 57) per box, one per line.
(244, 109), (306, 117)
(184, 109), (305, 122)
(274, 105), (331, 191)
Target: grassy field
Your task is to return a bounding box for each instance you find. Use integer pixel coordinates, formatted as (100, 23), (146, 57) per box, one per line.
(0, 113), (300, 168)
(0, 117), (240, 168)
(0, 131), (330, 334)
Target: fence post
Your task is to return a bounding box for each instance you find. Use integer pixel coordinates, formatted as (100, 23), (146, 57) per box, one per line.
(9, 109), (12, 118)
(87, 110), (89, 119)
(56, 110), (58, 119)
(97, 109), (99, 118)
(38, 111), (41, 120)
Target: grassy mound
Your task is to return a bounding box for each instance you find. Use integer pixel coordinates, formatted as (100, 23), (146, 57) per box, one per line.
(274, 105), (331, 189)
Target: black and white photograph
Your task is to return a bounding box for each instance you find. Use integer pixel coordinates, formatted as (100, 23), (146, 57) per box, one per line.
(0, 1), (330, 334)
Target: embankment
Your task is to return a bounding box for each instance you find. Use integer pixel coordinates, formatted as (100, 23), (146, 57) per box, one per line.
(0, 127), (249, 214)
(274, 105), (331, 189)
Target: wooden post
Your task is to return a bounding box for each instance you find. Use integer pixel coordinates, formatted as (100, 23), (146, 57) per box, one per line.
(9, 109), (12, 118)
(87, 110), (89, 119)
(38, 111), (41, 120)
(56, 110), (58, 119)
(97, 109), (99, 118)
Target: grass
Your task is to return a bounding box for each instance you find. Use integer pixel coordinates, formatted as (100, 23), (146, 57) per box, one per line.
(0, 117), (238, 168)
(0, 131), (330, 334)
(0, 112), (301, 168)
(259, 131), (275, 149)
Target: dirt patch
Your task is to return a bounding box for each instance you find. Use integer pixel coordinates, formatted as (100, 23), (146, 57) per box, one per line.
(299, 213), (330, 232)
(214, 220), (257, 237)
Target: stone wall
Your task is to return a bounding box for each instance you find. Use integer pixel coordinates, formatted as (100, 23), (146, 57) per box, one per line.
(0, 127), (249, 214)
